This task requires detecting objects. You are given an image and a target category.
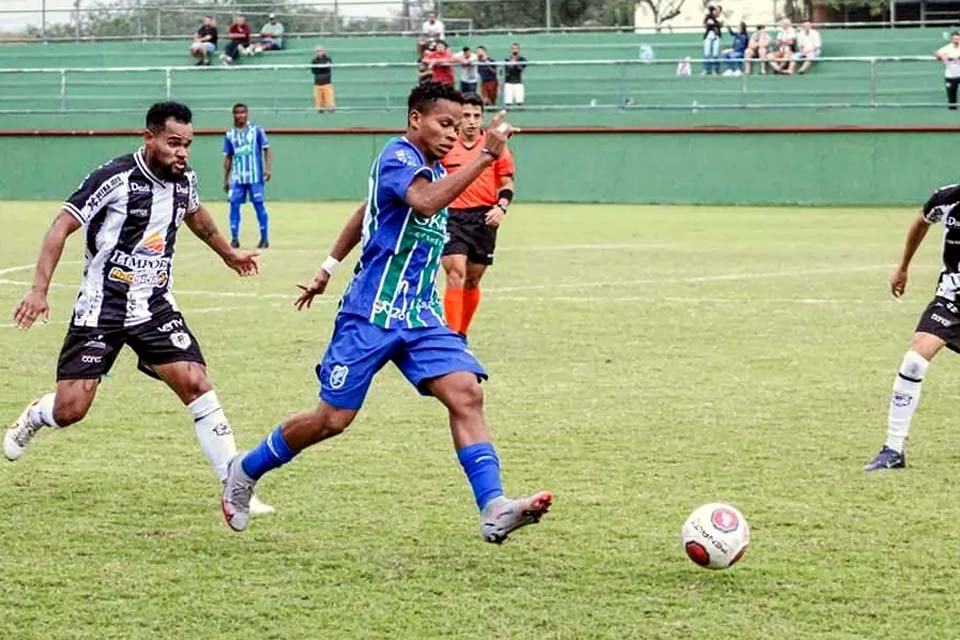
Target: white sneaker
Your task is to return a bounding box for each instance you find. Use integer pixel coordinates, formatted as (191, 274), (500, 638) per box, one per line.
(4, 399), (42, 461)
(480, 491), (553, 544)
(722, 69), (733, 76)
(250, 494), (275, 516)
(222, 453), (256, 532)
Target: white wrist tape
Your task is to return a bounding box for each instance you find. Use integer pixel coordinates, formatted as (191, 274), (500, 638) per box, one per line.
(321, 256), (340, 276)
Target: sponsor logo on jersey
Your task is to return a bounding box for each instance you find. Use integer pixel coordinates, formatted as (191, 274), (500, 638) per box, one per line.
(137, 231), (166, 256)
(129, 180), (152, 194)
(170, 332), (192, 350)
(175, 182), (189, 196)
(129, 207), (150, 218)
(81, 354), (103, 364)
(329, 364), (349, 389)
(109, 249), (170, 271)
(108, 266), (169, 287)
(710, 507), (740, 533)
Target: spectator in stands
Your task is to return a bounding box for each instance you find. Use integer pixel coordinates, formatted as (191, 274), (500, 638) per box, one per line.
(418, 11), (445, 57)
(457, 46), (480, 94)
(417, 49), (434, 85)
(936, 32), (960, 110)
(221, 15), (252, 65)
(743, 24), (769, 75)
(311, 45), (335, 112)
(702, 4), (722, 75)
(769, 18), (796, 74)
(427, 40), (455, 86)
(190, 16), (218, 66)
(476, 46), (498, 105)
(253, 13), (284, 54)
(721, 21), (749, 76)
(788, 21), (821, 74)
(504, 42), (527, 109)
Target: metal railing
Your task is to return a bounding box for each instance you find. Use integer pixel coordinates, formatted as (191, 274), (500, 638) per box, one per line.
(0, 57), (952, 114)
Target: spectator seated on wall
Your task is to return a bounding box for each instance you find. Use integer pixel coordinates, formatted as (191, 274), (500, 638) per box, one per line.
(253, 14), (284, 54)
(788, 21), (822, 74)
(743, 24), (769, 75)
(190, 16), (218, 66)
(721, 22), (749, 76)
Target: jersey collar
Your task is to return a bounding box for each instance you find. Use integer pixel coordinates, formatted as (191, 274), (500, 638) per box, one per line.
(135, 147), (166, 186)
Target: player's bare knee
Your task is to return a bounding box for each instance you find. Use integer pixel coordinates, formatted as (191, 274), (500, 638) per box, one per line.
(315, 405), (355, 436)
(464, 275), (482, 289)
(446, 269), (466, 289)
(450, 378), (484, 415)
(52, 400), (88, 426)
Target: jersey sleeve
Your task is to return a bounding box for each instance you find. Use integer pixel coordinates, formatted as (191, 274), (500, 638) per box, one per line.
(922, 184), (960, 223)
(378, 145), (434, 204)
(187, 171), (201, 214)
(62, 164), (123, 225)
(257, 126), (270, 148)
(223, 133), (234, 156)
(494, 147), (516, 179)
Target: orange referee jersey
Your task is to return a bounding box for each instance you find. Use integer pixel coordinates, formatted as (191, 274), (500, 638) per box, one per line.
(441, 130), (515, 210)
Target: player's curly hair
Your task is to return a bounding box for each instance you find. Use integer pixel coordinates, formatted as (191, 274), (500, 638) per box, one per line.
(407, 82), (464, 115)
(146, 101), (193, 132)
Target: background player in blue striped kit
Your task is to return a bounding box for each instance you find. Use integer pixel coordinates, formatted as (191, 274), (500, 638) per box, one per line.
(223, 103), (272, 248)
(221, 83), (552, 543)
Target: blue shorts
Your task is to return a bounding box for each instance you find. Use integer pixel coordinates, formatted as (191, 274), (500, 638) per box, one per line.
(228, 182), (265, 205)
(316, 313), (488, 410)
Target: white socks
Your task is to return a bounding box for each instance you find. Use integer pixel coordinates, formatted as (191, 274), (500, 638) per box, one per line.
(187, 391), (238, 482)
(886, 350), (929, 453)
(28, 393), (59, 428)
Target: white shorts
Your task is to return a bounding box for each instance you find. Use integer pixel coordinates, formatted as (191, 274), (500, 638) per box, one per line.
(504, 83), (525, 105)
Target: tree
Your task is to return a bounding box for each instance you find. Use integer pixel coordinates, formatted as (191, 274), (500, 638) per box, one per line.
(635, 0), (689, 31)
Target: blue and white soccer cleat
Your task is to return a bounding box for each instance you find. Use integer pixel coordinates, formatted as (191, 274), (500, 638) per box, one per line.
(480, 491), (553, 544)
(864, 446), (906, 472)
(222, 453), (257, 531)
(4, 399), (42, 462)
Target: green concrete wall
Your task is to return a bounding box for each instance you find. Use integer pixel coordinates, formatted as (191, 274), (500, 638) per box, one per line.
(0, 131), (948, 205)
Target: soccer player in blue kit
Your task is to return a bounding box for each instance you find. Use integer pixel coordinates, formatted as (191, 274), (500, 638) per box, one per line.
(221, 82), (552, 543)
(223, 103), (272, 248)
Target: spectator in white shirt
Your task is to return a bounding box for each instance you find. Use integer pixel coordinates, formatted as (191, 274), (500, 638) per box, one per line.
(418, 11), (445, 57)
(936, 31), (960, 110)
(788, 21), (821, 75)
(770, 18), (796, 74)
(457, 46), (480, 94)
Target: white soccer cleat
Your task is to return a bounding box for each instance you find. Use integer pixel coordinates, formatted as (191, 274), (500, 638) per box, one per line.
(221, 453), (257, 532)
(480, 491), (553, 544)
(4, 399), (42, 462)
(250, 494), (275, 516)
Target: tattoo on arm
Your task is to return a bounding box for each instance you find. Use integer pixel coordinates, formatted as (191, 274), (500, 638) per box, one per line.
(195, 217), (218, 241)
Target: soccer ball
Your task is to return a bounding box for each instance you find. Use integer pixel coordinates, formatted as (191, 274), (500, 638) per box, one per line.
(681, 503), (750, 570)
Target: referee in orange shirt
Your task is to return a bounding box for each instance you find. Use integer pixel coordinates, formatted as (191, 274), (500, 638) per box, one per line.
(440, 93), (516, 336)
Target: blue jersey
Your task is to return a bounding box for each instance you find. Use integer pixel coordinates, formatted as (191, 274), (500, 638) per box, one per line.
(223, 124), (269, 185)
(339, 137), (448, 329)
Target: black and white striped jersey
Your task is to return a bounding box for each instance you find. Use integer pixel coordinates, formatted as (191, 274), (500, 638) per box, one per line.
(63, 148), (201, 329)
(922, 183), (960, 302)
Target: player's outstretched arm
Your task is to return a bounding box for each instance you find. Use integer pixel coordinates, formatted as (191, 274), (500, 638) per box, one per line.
(891, 213), (931, 298)
(185, 204), (260, 277)
(295, 200), (366, 310)
(13, 209), (81, 330)
(404, 112), (518, 217)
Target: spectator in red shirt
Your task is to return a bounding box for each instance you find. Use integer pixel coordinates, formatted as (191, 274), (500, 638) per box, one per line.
(426, 40), (455, 86)
(220, 15), (251, 65)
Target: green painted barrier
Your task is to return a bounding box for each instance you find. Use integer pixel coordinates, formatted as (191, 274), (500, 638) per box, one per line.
(0, 131), (949, 205)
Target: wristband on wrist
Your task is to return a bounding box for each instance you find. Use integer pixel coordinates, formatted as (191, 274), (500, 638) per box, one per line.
(321, 256), (340, 276)
(481, 147), (500, 160)
(496, 203), (508, 214)
(497, 188), (514, 204)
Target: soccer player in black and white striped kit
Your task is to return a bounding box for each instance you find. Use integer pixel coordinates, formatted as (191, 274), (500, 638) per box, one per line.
(866, 183), (960, 470)
(5, 102), (273, 515)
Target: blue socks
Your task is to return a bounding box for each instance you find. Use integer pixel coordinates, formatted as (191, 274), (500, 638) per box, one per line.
(253, 200), (269, 243)
(228, 201), (241, 243)
(241, 425), (296, 480)
(457, 442), (504, 511)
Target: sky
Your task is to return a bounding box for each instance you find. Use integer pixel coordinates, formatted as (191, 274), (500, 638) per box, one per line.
(0, 1), (396, 33)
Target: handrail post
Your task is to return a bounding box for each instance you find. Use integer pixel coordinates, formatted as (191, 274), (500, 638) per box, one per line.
(60, 68), (67, 111)
(165, 67), (172, 100)
(869, 57), (878, 107)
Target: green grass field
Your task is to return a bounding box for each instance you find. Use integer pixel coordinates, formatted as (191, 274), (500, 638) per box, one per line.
(2, 201), (959, 639)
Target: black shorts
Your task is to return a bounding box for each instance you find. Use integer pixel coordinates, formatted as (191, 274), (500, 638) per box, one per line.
(56, 312), (206, 381)
(443, 206), (498, 266)
(916, 298), (960, 353)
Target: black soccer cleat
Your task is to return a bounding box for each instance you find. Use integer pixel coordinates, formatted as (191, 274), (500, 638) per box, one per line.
(864, 446), (906, 472)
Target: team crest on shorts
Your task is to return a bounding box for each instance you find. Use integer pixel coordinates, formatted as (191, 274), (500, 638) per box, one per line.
(330, 365), (349, 389)
(170, 332), (192, 350)
(711, 507), (740, 533)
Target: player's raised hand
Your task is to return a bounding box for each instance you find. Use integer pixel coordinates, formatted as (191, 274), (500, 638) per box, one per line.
(484, 111), (519, 159)
(294, 268), (331, 310)
(13, 290), (50, 330)
(225, 249), (261, 277)
(890, 265), (909, 298)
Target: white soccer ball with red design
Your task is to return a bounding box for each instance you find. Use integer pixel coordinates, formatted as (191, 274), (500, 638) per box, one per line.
(681, 503), (750, 570)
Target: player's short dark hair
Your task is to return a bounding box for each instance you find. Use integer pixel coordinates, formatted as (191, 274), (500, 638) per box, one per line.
(462, 93), (484, 110)
(408, 82), (463, 115)
(232, 103), (248, 112)
(145, 101), (192, 132)
(953, 31), (960, 36)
